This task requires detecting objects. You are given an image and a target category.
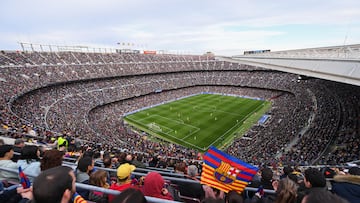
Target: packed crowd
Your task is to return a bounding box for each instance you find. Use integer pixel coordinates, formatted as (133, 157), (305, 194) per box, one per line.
(0, 142), (359, 203)
(0, 50), (216, 66)
(0, 50), (359, 168)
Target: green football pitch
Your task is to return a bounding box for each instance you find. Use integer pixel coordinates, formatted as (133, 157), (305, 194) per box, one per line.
(124, 93), (271, 152)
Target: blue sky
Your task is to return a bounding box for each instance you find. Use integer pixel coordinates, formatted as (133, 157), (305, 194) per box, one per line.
(1, 0), (359, 55)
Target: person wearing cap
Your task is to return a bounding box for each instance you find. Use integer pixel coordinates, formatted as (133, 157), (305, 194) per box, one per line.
(331, 167), (360, 203)
(0, 144), (19, 182)
(108, 163), (137, 202)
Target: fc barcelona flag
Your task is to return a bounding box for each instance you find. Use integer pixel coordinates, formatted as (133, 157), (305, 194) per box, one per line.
(18, 167), (31, 189)
(200, 146), (258, 193)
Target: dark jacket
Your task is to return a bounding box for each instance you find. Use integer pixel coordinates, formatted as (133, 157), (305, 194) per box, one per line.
(246, 178), (274, 199)
(173, 177), (205, 201)
(296, 186), (328, 203)
(0, 183), (30, 203)
(88, 191), (108, 203)
(11, 146), (22, 162)
(332, 174), (360, 203)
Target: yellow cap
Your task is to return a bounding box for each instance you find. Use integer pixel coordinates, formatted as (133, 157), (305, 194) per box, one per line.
(117, 163), (136, 179)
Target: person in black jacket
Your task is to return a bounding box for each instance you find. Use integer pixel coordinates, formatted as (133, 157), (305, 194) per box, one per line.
(175, 164), (205, 201)
(246, 167), (274, 200)
(11, 139), (25, 162)
(1, 181), (32, 203)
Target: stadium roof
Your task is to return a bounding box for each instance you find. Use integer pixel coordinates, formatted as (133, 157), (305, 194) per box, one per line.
(221, 44), (360, 86)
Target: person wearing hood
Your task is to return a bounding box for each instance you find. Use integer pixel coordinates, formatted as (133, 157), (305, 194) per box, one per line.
(142, 172), (173, 200)
(17, 145), (41, 182)
(332, 167), (360, 203)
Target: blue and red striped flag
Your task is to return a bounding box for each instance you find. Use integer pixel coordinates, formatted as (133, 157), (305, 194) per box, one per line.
(18, 167), (31, 189)
(200, 146), (259, 193)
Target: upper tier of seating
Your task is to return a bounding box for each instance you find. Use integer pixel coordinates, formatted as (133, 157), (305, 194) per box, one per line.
(0, 51), (359, 165)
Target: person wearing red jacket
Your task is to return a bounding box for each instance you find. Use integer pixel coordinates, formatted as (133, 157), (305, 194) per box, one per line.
(108, 163), (137, 202)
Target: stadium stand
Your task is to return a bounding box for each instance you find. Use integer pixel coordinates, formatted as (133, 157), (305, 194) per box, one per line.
(0, 50), (359, 203)
(1, 50), (359, 164)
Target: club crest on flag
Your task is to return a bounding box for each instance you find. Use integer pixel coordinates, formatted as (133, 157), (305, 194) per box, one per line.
(214, 161), (241, 184)
(200, 146), (259, 193)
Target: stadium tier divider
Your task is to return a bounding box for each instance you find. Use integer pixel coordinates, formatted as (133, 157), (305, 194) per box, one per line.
(146, 166), (175, 173)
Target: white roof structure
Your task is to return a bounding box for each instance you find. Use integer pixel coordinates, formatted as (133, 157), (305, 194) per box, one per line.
(221, 44), (360, 86)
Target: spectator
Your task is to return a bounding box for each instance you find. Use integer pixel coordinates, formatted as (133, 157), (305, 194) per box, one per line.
(11, 139), (24, 162)
(102, 155), (113, 185)
(75, 156), (94, 199)
(251, 177), (298, 203)
(302, 190), (348, 203)
(203, 186), (225, 200)
(332, 167), (360, 203)
(57, 135), (68, 151)
(297, 168), (326, 203)
(225, 190), (243, 203)
(202, 197), (225, 203)
(17, 145), (41, 181)
(108, 163), (137, 202)
(175, 164), (205, 200)
(148, 156), (158, 167)
(111, 188), (147, 203)
(132, 154), (146, 168)
(280, 166), (294, 179)
(124, 154), (133, 164)
(304, 168), (326, 189)
(40, 149), (64, 171)
(247, 167), (274, 199)
(32, 166), (85, 203)
(174, 161), (186, 174)
(142, 172), (173, 200)
(88, 170), (109, 203)
(274, 178), (298, 203)
(0, 144), (19, 182)
(0, 181), (33, 203)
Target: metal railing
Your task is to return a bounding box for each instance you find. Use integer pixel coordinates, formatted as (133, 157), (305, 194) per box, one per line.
(0, 166), (181, 203)
(61, 163), (276, 194)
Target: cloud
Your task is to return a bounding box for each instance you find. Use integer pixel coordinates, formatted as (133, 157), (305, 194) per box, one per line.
(1, 0), (360, 55)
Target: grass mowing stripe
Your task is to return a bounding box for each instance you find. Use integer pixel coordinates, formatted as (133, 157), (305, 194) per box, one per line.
(124, 93), (271, 151)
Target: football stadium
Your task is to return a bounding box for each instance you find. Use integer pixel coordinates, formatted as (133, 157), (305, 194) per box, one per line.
(1, 1), (360, 203)
(0, 43), (359, 203)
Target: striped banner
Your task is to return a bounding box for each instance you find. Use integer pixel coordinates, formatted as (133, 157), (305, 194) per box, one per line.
(200, 146), (258, 193)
